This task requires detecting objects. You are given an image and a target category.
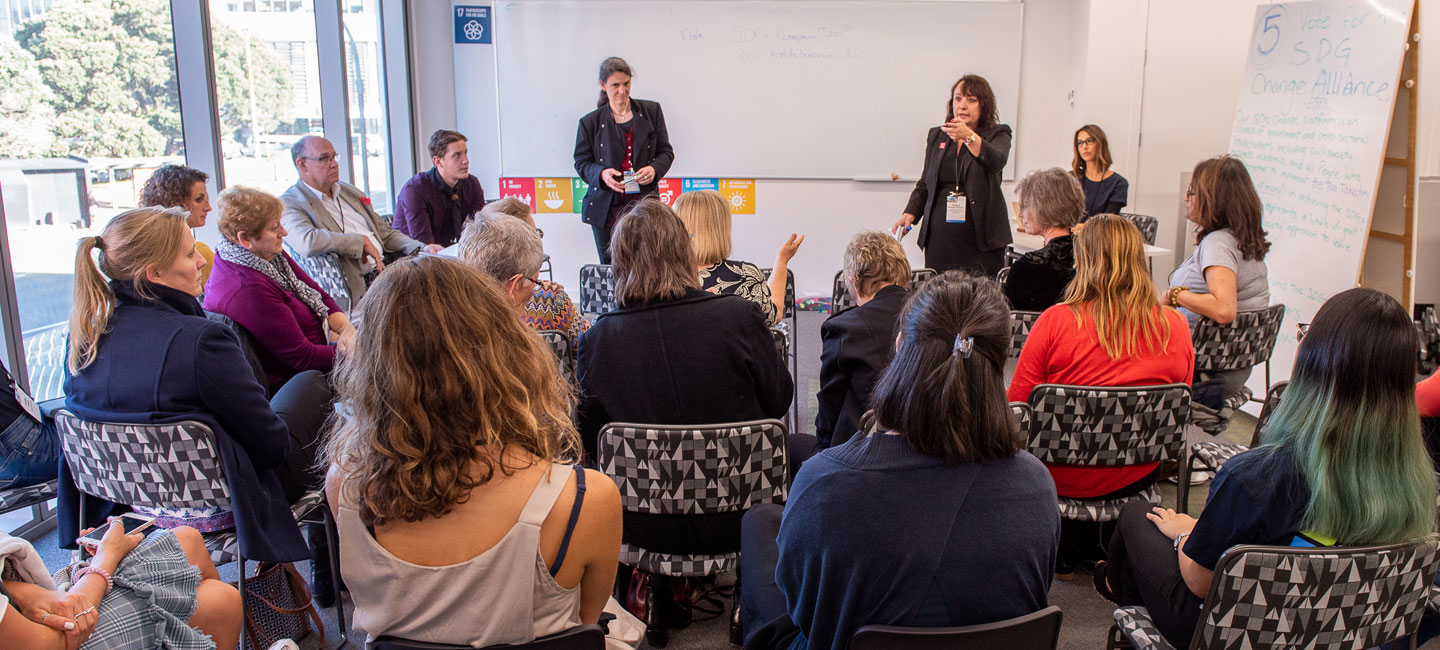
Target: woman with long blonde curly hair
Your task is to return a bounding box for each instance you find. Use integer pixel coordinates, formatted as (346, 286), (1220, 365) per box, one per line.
(1007, 214), (1194, 578)
(322, 256), (621, 648)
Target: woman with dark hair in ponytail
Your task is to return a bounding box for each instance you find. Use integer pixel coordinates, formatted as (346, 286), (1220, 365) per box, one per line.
(573, 56), (675, 263)
(739, 272), (1059, 650)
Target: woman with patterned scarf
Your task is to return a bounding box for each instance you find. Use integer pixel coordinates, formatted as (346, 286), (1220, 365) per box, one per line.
(204, 186), (356, 392)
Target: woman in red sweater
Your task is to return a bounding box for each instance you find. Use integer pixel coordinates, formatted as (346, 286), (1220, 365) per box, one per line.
(1007, 214), (1194, 576)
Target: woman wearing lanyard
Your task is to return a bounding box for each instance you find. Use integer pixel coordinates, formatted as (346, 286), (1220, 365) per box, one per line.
(574, 57), (675, 264)
(892, 74), (1013, 277)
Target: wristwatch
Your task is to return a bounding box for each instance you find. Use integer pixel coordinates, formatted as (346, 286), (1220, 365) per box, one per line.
(965, 134), (977, 144)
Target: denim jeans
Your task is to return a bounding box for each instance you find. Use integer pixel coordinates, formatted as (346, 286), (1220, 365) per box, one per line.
(0, 414), (59, 490)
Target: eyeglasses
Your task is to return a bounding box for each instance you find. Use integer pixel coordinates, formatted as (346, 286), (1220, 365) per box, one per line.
(535, 227), (544, 240)
(512, 273), (542, 288)
(302, 154), (337, 165)
(1075, 137), (1097, 147)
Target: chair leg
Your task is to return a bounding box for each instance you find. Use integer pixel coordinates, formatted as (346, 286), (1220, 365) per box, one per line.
(729, 573), (743, 645)
(645, 572), (669, 648)
(321, 505), (349, 647)
(1107, 622), (1131, 649)
(1177, 451), (1192, 514)
(238, 555), (249, 650)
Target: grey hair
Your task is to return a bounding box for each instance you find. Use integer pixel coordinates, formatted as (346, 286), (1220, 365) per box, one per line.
(457, 212), (544, 283)
(291, 135), (323, 167)
(1015, 167), (1084, 231)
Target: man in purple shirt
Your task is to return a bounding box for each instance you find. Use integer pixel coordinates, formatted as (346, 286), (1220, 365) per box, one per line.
(392, 129), (487, 246)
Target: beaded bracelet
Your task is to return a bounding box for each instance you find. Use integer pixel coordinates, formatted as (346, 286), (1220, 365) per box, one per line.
(73, 566), (113, 595)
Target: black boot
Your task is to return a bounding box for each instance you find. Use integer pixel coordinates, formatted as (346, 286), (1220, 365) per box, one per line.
(308, 522), (345, 608)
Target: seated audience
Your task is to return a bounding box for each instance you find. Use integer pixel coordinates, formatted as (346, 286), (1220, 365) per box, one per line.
(393, 129), (486, 246)
(1073, 125), (1129, 218)
(458, 212), (545, 309)
(0, 360), (57, 490)
(741, 272), (1059, 650)
(1098, 287), (1437, 647)
(471, 198), (589, 340)
(138, 164), (215, 285)
(280, 135), (441, 306)
(814, 231), (910, 448)
(204, 186), (355, 392)
(62, 206), (331, 571)
(323, 256), (621, 648)
(1004, 167), (1082, 310)
(673, 189), (802, 325)
(0, 521), (240, 650)
(1007, 214), (1193, 577)
(576, 198), (793, 553)
(1164, 155), (1270, 408)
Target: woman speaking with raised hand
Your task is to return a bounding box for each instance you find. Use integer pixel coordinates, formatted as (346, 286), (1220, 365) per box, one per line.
(892, 74), (1013, 277)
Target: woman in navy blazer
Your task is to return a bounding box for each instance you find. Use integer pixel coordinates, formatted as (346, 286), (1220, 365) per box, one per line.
(61, 206), (325, 565)
(892, 74), (1013, 277)
(573, 57), (675, 263)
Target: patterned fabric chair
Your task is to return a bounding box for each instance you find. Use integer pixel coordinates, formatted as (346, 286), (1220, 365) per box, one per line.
(596, 419), (789, 647)
(577, 264), (618, 318)
(52, 409), (348, 644)
(1178, 381), (1288, 513)
(1010, 402), (1032, 437)
(831, 269), (936, 312)
(204, 311), (268, 390)
(760, 268), (799, 426)
(1002, 244), (1025, 270)
(0, 480), (58, 516)
(855, 605), (1063, 650)
(537, 329), (576, 385)
(1026, 384), (1191, 521)
(373, 624), (606, 650)
(1418, 306), (1440, 375)
(1009, 310), (1044, 360)
(1189, 304), (1285, 435)
(283, 242), (351, 313)
(1118, 213), (1159, 246)
(1108, 538), (1440, 650)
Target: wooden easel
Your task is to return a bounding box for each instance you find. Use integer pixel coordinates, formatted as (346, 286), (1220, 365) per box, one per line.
(1362, 0), (1420, 306)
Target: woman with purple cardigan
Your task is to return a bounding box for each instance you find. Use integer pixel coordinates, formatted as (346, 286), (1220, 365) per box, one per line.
(204, 186), (356, 391)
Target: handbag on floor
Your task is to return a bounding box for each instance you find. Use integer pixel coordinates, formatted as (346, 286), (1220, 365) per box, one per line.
(236, 562), (324, 650)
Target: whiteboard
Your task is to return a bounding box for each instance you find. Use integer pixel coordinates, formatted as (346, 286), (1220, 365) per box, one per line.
(490, 1), (1023, 179)
(1226, 0), (1411, 381)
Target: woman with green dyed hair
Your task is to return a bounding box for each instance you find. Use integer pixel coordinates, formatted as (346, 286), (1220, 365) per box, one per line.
(1095, 287), (1438, 647)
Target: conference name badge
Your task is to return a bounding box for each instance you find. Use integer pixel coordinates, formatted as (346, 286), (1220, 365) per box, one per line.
(623, 170), (641, 195)
(946, 192), (967, 223)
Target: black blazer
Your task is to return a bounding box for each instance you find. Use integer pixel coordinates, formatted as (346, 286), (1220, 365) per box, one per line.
(904, 124), (1013, 253)
(575, 289), (791, 459)
(814, 285), (909, 447)
(573, 99), (675, 227)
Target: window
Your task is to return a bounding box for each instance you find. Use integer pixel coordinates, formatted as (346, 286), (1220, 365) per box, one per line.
(208, 0), (323, 196)
(0, 0), (183, 402)
(343, 0), (391, 209)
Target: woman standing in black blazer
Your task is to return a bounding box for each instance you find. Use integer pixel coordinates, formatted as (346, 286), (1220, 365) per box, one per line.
(574, 57), (675, 263)
(891, 74), (1013, 277)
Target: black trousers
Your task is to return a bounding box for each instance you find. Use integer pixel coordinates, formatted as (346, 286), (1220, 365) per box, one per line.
(1058, 467), (1162, 566)
(1106, 499), (1204, 648)
(268, 370), (334, 505)
(738, 504), (801, 650)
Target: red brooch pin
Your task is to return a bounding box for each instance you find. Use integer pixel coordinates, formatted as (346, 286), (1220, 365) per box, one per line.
(360, 196), (372, 206)
(939, 142), (947, 150)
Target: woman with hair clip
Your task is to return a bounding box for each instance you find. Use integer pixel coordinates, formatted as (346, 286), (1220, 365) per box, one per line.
(324, 256), (622, 647)
(61, 207), (330, 574)
(574, 56), (675, 263)
(741, 272), (1059, 650)
(1072, 125), (1129, 218)
(1008, 214), (1194, 578)
(1097, 287), (1438, 648)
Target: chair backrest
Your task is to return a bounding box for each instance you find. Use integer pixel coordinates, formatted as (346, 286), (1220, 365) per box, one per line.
(995, 266), (1011, 286)
(204, 311), (268, 389)
(1118, 212), (1159, 245)
(1008, 310), (1044, 359)
(832, 268), (936, 312)
(760, 267), (796, 319)
(372, 624), (607, 650)
(1419, 306), (1440, 374)
(770, 326), (788, 363)
(596, 419), (789, 515)
(536, 329), (575, 385)
(1027, 383), (1191, 466)
(1248, 381), (1289, 447)
(53, 409), (231, 510)
(577, 264), (618, 316)
(1002, 244), (1024, 270)
(852, 605), (1063, 650)
(1192, 304), (1286, 373)
(1188, 538), (1440, 650)
(1009, 401), (1032, 435)
(283, 242), (351, 313)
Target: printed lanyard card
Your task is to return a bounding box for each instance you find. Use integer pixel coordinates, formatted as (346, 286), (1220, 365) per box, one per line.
(14, 384), (41, 422)
(946, 192), (967, 223)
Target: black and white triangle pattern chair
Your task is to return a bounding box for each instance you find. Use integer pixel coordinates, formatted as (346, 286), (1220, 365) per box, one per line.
(760, 268), (799, 425)
(1117, 213), (1159, 246)
(830, 269), (936, 313)
(1108, 537), (1440, 650)
(1190, 304), (1285, 434)
(1418, 306), (1440, 375)
(1026, 383), (1191, 521)
(53, 409), (348, 645)
(1009, 402), (1032, 437)
(1178, 381), (1288, 514)
(283, 242), (351, 313)
(577, 264), (618, 319)
(537, 329), (576, 385)
(0, 480), (58, 516)
(1009, 310), (1044, 360)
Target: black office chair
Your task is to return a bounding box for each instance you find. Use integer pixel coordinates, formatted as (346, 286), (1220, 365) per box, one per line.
(852, 606), (1063, 650)
(372, 624), (606, 650)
